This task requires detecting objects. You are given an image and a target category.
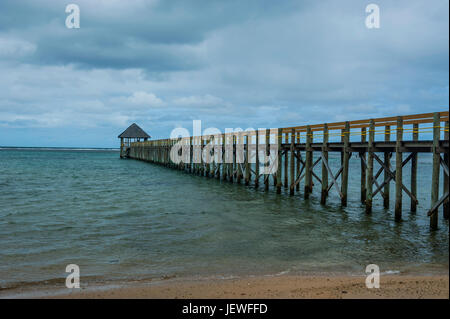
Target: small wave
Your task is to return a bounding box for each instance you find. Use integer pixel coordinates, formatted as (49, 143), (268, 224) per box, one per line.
(263, 270), (291, 277)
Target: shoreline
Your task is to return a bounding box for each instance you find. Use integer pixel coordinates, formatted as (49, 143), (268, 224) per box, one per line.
(2, 273), (448, 299)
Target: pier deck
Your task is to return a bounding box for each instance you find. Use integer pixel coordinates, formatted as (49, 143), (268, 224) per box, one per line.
(123, 111), (449, 230)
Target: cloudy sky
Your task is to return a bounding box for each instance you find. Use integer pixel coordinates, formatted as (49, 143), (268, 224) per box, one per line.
(0, 0), (448, 147)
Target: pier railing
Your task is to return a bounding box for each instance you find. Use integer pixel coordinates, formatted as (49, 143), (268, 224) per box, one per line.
(127, 111), (449, 230)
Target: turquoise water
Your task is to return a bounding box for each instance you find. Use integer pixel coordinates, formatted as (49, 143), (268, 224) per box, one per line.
(0, 149), (448, 291)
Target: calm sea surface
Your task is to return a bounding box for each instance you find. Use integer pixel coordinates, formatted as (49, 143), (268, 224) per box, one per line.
(0, 149), (448, 291)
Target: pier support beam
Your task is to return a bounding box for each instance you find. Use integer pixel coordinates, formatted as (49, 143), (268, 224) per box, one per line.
(205, 136), (209, 177)
(444, 121), (449, 219)
(430, 112), (440, 230)
(289, 129), (295, 195)
(360, 127), (366, 203)
(341, 122), (350, 206)
(237, 134), (243, 184)
(366, 120), (375, 214)
(230, 135), (234, 181)
(189, 137), (193, 173)
(411, 124), (418, 212)
(395, 116), (403, 221)
(276, 128), (282, 194)
(222, 134), (227, 180)
(384, 126), (391, 208)
(296, 132), (300, 192)
(255, 131), (259, 188)
(216, 135), (221, 179)
(245, 133), (250, 186)
(265, 129), (270, 191)
(304, 126), (313, 199)
(284, 133), (288, 189)
(321, 124), (329, 204)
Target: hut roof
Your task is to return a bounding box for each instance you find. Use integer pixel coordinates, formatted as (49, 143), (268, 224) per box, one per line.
(118, 123), (151, 138)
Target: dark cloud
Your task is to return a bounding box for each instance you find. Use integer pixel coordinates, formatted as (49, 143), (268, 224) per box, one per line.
(0, 0), (448, 147)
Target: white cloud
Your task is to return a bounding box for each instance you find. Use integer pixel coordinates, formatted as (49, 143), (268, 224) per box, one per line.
(127, 91), (165, 107)
(172, 94), (228, 108)
(0, 37), (36, 57)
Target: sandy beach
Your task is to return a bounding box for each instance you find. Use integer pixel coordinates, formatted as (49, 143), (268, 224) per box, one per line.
(23, 274), (446, 299)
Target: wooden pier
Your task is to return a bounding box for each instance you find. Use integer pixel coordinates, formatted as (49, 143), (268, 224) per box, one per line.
(122, 111), (449, 230)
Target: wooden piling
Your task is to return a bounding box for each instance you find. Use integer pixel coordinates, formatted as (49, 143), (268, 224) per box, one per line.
(245, 133), (250, 186)
(395, 116), (403, 221)
(189, 136), (193, 173)
(304, 126), (312, 199)
(210, 135), (214, 177)
(284, 133), (288, 189)
(229, 134), (233, 181)
(360, 127), (367, 203)
(216, 135), (221, 179)
(265, 129), (270, 191)
(255, 130), (259, 188)
(366, 120), (375, 214)
(321, 123), (329, 204)
(233, 135), (237, 182)
(341, 122), (350, 206)
(411, 123), (418, 212)
(201, 137), (205, 176)
(290, 129), (295, 195)
(444, 121), (449, 219)
(296, 131), (300, 192)
(384, 125), (391, 208)
(276, 128), (282, 194)
(430, 112), (440, 230)
(237, 133), (243, 184)
(222, 134), (227, 180)
(205, 136), (210, 177)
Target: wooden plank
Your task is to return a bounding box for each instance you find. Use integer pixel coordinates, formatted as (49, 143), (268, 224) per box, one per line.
(281, 111), (448, 133)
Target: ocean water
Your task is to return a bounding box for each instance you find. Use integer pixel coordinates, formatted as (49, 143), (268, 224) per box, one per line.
(0, 149), (448, 292)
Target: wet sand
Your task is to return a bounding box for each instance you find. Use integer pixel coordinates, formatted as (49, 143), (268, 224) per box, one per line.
(34, 275), (449, 299)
